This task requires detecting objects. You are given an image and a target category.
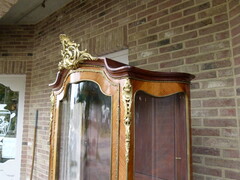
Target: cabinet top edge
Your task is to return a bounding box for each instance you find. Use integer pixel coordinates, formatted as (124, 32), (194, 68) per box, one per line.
(49, 57), (195, 89)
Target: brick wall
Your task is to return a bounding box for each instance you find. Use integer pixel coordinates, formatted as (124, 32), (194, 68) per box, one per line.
(228, 0), (240, 179)
(1, 0), (240, 179)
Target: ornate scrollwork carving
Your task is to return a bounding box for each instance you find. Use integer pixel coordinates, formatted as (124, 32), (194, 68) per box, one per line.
(49, 91), (55, 144)
(58, 34), (97, 70)
(49, 91), (56, 178)
(122, 79), (132, 164)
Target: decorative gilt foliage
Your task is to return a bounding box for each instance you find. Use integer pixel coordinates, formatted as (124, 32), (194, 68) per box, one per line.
(122, 79), (132, 164)
(58, 34), (97, 70)
(49, 91), (55, 144)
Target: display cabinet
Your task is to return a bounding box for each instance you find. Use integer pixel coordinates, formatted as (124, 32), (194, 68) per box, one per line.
(49, 34), (194, 180)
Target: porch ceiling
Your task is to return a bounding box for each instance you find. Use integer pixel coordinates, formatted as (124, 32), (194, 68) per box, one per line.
(0, 0), (73, 25)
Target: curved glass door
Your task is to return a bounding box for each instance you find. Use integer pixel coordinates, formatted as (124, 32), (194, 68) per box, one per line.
(58, 81), (111, 180)
(134, 91), (187, 180)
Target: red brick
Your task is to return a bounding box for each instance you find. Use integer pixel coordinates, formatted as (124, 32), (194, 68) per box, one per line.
(137, 6), (157, 18)
(202, 78), (234, 89)
(216, 50), (231, 59)
(148, 23), (170, 34)
(138, 35), (158, 44)
(236, 76), (240, 85)
(203, 99), (235, 107)
(129, 31), (148, 41)
(184, 18), (212, 31)
(147, 0), (168, 7)
(198, 4), (227, 19)
(172, 47), (199, 58)
(138, 63), (159, 71)
(199, 22), (229, 35)
(234, 66), (240, 75)
(234, 56), (240, 65)
(191, 82), (200, 90)
(171, 15), (196, 28)
(129, 59), (147, 66)
(218, 68), (233, 77)
(158, 12), (182, 25)
(192, 137), (203, 146)
(223, 149), (240, 158)
(186, 53), (214, 64)
(222, 128), (238, 137)
(160, 43), (183, 53)
(158, 0), (181, 10)
(203, 137), (238, 148)
(138, 49), (158, 58)
(205, 157), (240, 169)
(225, 170), (240, 179)
(184, 2), (210, 16)
(192, 155), (203, 163)
(160, 59), (184, 68)
(193, 174), (204, 180)
(191, 99), (201, 108)
(128, 40), (136, 47)
(159, 27), (183, 39)
(128, 54), (137, 60)
(105, 10), (120, 19)
(196, 71), (217, 80)
(212, 0), (226, 6)
(137, 20), (157, 31)
(185, 35), (214, 47)
(193, 165), (222, 177)
(128, 4), (146, 15)
(201, 60), (231, 70)
(148, 39), (170, 48)
(231, 24), (240, 37)
(170, 1), (195, 13)
(191, 89), (216, 98)
(233, 34), (240, 46)
(148, 53), (171, 63)
(192, 109), (218, 117)
(214, 13), (228, 23)
(233, 45), (240, 56)
(200, 41), (230, 53)
(192, 146), (220, 156)
(172, 31), (197, 43)
(219, 88), (235, 97)
(229, 0), (240, 10)
(192, 128), (220, 136)
(220, 108), (236, 116)
(103, 22), (119, 31)
(230, 14), (240, 27)
(203, 118), (237, 127)
(128, 18), (146, 28)
(112, 12), (128, 22)
(147, 9), (168, 21)
(229, 4), (240, 17)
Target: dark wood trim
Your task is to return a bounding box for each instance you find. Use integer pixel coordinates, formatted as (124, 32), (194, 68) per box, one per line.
(49, 58), (195, 90)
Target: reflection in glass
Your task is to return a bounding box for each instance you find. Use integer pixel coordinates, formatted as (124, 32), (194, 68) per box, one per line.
(58, 81), (111, 180)
(0, 84), (19, 163)
(134, 91), (186, 180)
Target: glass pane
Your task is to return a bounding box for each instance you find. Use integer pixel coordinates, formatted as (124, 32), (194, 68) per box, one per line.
(0, 84), (19, 163)
(134, 91), (186, 180)
(58, 81), (111, 180)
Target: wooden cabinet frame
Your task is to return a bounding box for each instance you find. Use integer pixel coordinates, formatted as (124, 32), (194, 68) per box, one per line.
(49, 35), (194, 180)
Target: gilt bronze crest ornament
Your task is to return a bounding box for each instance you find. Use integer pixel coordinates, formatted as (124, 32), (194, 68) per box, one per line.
(58, 34), (97, 70)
